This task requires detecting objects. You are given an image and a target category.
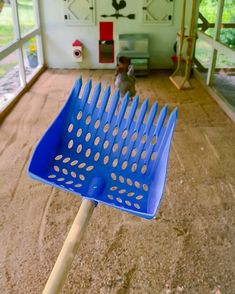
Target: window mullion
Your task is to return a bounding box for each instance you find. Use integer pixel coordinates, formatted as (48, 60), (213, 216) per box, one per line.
(36, 35), (43, 66)
(17, 48), (26, 87)
(33, 0), (44, 66)
(11, 0), (26, 87)
(11, 0), (20, 39)
(33, 0), (41, 29)
(206, 0), (225, 85)
(214, 0), (225, 41)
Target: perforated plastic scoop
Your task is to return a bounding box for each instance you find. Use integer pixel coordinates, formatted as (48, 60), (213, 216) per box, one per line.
(28, 78), (178, 293)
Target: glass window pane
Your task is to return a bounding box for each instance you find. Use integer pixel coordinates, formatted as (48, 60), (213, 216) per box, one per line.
(212, 52), (235, 108)
(216, 51), (235, 68)
(220, 0), (235, 50)
(23, 37), (39, 82)
(17, 0), (36, 37)
(198, 0), (218, 38)
(0, 1), (15, 48)
(194, 38), (212, 78)
(0, 51), (21, 111)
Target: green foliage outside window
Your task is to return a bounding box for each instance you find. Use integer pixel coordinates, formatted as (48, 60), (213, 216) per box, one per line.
(199, 0), (235, 49)
(0, 0), (35, 48)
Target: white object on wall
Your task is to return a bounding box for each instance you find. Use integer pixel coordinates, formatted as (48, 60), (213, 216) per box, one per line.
(64, 0), (95, 25)
(142, 0), (174, 24)
(72, 40), (83, 62)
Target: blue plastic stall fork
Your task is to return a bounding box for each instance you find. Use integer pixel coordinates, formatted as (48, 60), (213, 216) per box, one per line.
(28, 78), (178, 294)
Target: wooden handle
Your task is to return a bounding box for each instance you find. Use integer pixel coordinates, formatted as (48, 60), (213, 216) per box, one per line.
(42, 199), (96, 294)
(178, 0), (186, 55)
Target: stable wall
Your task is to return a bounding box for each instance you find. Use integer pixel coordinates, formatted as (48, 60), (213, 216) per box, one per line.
(39, 0), (192, 69)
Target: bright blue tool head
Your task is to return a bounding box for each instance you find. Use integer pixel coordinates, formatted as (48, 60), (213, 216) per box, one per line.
(28, 78), (178, 219)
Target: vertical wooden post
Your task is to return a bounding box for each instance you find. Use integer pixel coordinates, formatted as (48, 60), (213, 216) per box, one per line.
(175, 0), (186, 74)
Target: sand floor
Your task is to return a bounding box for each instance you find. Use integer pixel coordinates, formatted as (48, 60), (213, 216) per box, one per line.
(0, 69), (235, 294)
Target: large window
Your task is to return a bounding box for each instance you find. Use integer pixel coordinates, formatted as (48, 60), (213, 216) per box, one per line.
(195, 0), (235, 110)
(0, 0), (43, 113)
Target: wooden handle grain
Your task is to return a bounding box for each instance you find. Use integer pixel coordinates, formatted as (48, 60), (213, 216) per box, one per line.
(42, 199), (96, 294)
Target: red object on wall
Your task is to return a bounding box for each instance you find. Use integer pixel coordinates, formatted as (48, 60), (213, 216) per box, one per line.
(99, 22), (113, 40)
(99, 22), (114, 63)
(72, 40), (83, 47)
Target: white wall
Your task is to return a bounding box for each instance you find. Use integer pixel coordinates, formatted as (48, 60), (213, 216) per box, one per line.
(39, 0), (192, 69)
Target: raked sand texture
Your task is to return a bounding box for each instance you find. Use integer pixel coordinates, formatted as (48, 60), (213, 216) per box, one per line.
(0, 69), (235, 294)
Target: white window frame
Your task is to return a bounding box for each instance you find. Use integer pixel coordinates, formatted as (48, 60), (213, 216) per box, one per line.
(0, 0), (44, 115)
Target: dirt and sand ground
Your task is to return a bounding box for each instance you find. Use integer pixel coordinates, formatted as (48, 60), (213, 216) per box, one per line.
(0, 69), (234, 293)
